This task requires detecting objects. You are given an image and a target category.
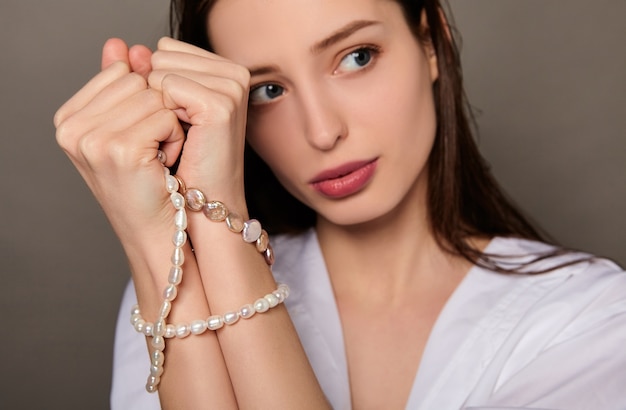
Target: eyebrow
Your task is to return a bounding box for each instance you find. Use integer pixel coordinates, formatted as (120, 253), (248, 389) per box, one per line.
(311, 20), (380, 54)
(248, 20), (380, 77)
(249, 64), (281, 77)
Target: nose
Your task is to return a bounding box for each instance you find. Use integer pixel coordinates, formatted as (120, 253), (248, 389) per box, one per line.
(298, 86), (347, 151)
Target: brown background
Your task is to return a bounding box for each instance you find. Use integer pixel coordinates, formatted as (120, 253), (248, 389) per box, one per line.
(1, 1), (624, 408)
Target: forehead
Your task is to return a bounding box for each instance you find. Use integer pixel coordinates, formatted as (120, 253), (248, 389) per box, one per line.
(208, 0), (402, 64)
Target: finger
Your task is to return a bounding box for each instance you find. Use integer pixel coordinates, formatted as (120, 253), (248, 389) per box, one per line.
(159, 73), (246, 127)
(151, 51), (250, 89)
(85, 88), (166, 134)
(159, 74), (248, 173)
(56, 73), (151, 153)
(68, 72), (149, 128)
(71, 106), (185, 175)
(129, 44), (153, 78)
(54, 61), (130, 128)
(115, 107), (186, 169)
(157, 36), (222, 60)
(148, 68), (248, 97)
(101, 38), (130, 70)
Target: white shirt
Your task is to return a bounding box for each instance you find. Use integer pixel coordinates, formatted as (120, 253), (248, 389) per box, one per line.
(112, 230), (626, 409)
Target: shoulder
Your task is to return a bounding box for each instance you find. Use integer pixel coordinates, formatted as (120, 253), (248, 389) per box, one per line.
(480, 236), (625, 318)
(487, 236), (623, 277)
(456, 238), (626, 408)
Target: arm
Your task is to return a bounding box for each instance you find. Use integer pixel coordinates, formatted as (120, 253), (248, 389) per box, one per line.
(147, 37), (329, 409)
(56, 37), (329, 409)
(54, 39), (237, 409)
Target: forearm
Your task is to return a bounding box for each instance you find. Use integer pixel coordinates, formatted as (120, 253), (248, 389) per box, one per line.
(123, 232), (238, 409)
(186, 212), (330, 409)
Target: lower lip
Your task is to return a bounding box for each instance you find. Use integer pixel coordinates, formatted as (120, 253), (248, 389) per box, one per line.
(311, 160), (378, 199)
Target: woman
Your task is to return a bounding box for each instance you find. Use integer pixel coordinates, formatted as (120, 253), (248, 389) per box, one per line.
(54, 0), (626, 408)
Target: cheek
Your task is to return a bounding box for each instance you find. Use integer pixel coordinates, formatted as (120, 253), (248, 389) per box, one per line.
(246, 111), (293, 171)
(246, 114), (305, 195)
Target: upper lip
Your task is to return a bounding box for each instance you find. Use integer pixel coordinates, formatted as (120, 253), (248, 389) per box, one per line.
(309, 158), (378, 184)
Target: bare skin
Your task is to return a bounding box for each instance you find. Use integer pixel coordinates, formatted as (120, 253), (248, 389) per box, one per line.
(210, 1), (471, 405)
(55, 0), (479, 408)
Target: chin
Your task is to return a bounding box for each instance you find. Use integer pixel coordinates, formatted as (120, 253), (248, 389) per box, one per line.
(314, 194), (400, 229)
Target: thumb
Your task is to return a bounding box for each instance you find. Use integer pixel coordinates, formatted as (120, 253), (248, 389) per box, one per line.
(101, 38), (130, 70)
(129, 44), (153, 78)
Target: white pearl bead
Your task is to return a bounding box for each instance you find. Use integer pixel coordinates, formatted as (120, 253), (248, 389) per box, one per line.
(278, 284), (290, 298)
(264, 293), (279, 308)
(190, 319), (207, 335)
(175, 323), (190, 338)
(143, 322), (154, 337)
(254, 298), (270, 313)
(130, 304), (141, 316)
(171, 247), (184, 267)
(207, 315), (224, 330)
(223, 311), (239, 325)
(150, 365), (164, 377)
(165, 174), (179, 193)
(168, 267), (183, 285)
(170, 192), (185, 210)
(165, 324), (177, 338)
(239, 304), (256, 319)
(151, 336), (165, 351)
(159, 300), (172, 319)
(134, 319), (146, 333)
(151, 350), (164, 366)
(146, 375), (160, 390)
(172, 229), (187, 247)
(154, 320), (166, 337)
(157, 150), (167, 164)
(130, 313), (142, 326)
(163, 284), (178, 301)
(174, 209), (187, 230)
(272, 290), (285, 303)
(146, 381), (158, 393)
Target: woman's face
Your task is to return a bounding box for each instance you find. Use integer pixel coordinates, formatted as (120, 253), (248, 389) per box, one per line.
(209, 0), (438, 226)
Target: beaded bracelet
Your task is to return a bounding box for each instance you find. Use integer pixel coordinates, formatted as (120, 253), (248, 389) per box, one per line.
(181, 185), (275, 266)
(135, 151), (283, 393)
(131, 283), (290, 337)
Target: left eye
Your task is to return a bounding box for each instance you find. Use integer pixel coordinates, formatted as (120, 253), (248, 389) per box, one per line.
(337, 47), (376, 72)
(249, 84), (285, 104)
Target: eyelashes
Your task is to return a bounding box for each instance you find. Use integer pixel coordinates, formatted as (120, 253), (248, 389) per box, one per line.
(249, 83), (286, 104)
(248, 45), (382, 105)
(334, 45), (381, 74)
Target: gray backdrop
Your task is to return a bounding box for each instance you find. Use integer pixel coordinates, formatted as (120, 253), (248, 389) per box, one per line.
(1, 1), (624, 408)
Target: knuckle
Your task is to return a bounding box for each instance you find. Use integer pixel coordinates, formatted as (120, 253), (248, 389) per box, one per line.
(151, 50), (164, 67)
(210, 95), (237, 122)
(53, 106), (66, 128)
(160, 107), (179, 123)
(55, 115), (86, 155)
(147, 71), (161, 89)
(226, 77), (247, 100)
(76, 131), (104, 164)
(105, 138), (133, 166)
(160, 72), (179, 89)
(231, 64), (251, 87)
(55, 119), (74, 150)
(126, 72), (148, 89)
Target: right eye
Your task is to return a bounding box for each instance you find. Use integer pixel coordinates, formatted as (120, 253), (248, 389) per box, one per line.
(249, 83), (285, 104)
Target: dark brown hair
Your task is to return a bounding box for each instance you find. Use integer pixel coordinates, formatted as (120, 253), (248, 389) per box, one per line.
(169, 0), (586, 273)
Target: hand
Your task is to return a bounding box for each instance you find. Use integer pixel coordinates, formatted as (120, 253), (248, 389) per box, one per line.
(148, 37), (252, 211)
(101, 37), (152, 77)
(54, 38), (186, 242)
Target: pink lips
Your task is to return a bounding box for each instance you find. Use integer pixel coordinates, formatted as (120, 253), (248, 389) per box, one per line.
(310, 159), (378, 199)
